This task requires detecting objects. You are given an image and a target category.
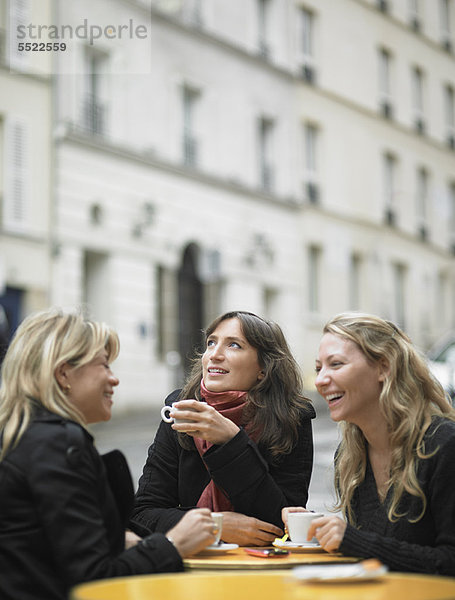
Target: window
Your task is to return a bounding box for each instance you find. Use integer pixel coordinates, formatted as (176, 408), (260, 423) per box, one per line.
(83, 251), (111, 323)
(408, 0), (422, 31)
(0, 1), (7, 65)
(155, 263), (180, 361)
(304, 123), (317, 174)
(263, 287), (278, 320)
(444, 84), (455, 148)
(183, 0), (203, 26)
(449, 182), (455, 251)
(308, 245), (321, 313)
(416, 167), (429, 240)
(303, 123), (319, 203)
(156, 265), (165, 359)
(378, 48), (393, 117)
(182, 85), (199, 167)
(382, 152), (398, 224)
(411, 66), (425, 133)
(349, 253), (362, 310)
(436, 271), (449, 327)
(82, 49), (108, 135)
(8, 0), (31, 70)
(301, 8), (314, 60)
(0, 116), (3, 222)
(257, 0), (270, 57)
(440, 0), (453, 51)
(392, 263), (407, 329)
(258, 116), (274, 192)
(3, 116), (31, 233)
(154, 0), (202, 25)
(299, 7), (316, 83)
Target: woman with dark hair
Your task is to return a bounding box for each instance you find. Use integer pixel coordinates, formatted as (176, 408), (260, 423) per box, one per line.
(283, 312), (455, 575)
(131, 311), (315, 546)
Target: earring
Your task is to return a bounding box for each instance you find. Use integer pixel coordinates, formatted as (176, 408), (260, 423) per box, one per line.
(65, 384), (71, 393)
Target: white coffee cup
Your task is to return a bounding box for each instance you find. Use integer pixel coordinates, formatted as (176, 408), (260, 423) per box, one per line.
(160, 402), (205, 424)
(211, 512), (223, 545)
(287, 511), (324, 544)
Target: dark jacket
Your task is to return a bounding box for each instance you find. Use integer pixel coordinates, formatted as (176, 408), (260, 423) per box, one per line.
(0, 406), (182, 600)
(131, 389), (315, 534)
(340, 417), (455, 575)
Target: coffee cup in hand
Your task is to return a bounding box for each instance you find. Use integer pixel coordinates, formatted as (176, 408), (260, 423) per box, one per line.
(211, 512), (223, 545)
(160, 402), (204, 424)
(287, 511), (324, 544)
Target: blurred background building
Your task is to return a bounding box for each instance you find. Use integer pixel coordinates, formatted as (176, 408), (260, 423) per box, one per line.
(0, 0), (53, 347)
(1, 0), (455, 408)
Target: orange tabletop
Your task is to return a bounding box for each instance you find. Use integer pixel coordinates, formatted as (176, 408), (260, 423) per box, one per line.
(71, 571), (455, 600)
(183, 545), (359, 570)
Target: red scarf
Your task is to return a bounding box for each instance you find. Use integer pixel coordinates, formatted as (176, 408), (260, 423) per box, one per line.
(195, 379), (247, 511)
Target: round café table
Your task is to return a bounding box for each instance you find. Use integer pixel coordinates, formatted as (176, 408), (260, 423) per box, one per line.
(71, 570), (455, 600)
(182, 545), (359, 569)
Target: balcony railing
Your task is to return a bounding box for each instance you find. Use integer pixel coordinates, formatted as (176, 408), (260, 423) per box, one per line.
(0, 28), (7, 66)
(82, 95), (105, 136)
(260, 164), (274, 192)
(183, 134), (198, 167)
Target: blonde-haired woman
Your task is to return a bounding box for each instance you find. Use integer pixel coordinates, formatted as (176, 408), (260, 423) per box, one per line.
(0, 308), (216, 600)
(283, 312), (455, 575)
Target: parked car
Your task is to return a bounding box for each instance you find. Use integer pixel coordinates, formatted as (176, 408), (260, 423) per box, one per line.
(427, 332), (455, 402)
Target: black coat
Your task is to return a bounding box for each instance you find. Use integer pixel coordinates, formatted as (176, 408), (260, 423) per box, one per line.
(0, 406), (182, 600)
(131, 389), (315, 534)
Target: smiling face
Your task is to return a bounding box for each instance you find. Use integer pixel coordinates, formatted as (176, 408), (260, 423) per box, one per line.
(315, 333), (385, 428)
(202, 317), (264, 392)
(59, 350), (119, 424)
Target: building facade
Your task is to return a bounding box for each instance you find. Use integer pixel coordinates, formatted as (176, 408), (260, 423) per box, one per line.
(2, 0), (455, 406)
(0, 0), (53, 343)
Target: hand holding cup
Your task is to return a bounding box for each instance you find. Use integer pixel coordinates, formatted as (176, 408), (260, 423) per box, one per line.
(287, 511), (324, 543)
(160, 400), (206, 428)
(160, 399), (240, 444)
(210, 512), (223, 545)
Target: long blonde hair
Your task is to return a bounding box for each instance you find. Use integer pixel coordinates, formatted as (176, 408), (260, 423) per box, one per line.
(325, 312), (455, 524)
(0, 308), (119, 461)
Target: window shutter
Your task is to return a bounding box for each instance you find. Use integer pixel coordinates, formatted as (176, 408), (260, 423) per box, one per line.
(8, 0), (31, 70)
(3, 117), (30, 232)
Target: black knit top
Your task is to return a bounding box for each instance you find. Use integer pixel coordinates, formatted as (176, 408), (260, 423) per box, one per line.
(339, 417), (455, 575)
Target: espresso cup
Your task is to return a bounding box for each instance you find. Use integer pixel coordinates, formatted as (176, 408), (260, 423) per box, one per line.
(160, 402), (205, 424)
(287, 511), (324, 544)
(211, 512), (223, 545)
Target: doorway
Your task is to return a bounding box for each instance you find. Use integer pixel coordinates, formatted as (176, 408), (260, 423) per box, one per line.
(177, 244), (204, 378)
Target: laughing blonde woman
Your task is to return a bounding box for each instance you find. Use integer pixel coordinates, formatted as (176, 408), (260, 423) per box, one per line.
(283, 312), (455, 575)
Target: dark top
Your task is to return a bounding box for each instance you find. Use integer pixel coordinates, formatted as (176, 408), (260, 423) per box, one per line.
(131, 389), (315, 534)
(340, 417), (455, 575)
(0, 406), (182, 600)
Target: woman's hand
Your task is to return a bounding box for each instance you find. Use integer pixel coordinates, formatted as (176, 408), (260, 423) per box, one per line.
(219, 512), (283, 546)
(308, 515), (347, 552)
(166, 508), (216, 558)
(170, 399), (240, 445)
(124, 529), (142, 549)
(281, 506), (308, 535)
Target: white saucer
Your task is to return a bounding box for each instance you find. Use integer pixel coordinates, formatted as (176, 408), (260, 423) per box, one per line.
(197, 543), (239, 555)
(273, 540), (325, 553)
(292, 562), (387, 582)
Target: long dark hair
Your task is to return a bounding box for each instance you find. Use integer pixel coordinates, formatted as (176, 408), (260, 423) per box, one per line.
(179, 311), (312, 456)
